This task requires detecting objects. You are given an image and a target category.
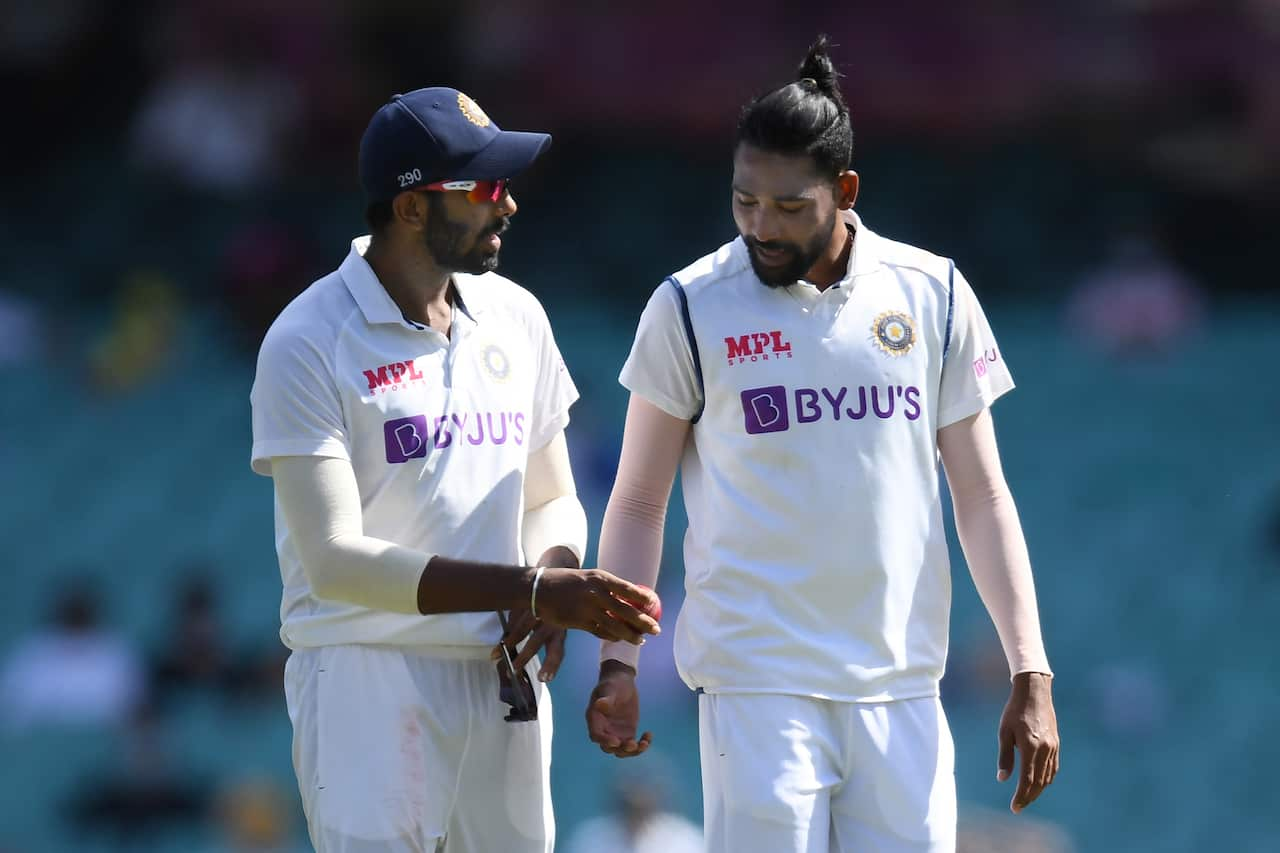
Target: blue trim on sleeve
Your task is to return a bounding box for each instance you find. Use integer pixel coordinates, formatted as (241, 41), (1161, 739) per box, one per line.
(942, 259), (956, 362)
(666, 276), (705, 424)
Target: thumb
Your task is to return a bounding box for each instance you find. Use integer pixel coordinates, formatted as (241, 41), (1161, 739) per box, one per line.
(997, 725), (1015, 782)
(592, 693), (617, 715)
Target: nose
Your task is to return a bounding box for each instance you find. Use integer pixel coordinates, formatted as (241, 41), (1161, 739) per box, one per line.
(497, 189), (517, 217)
(749, 209), (782, 244)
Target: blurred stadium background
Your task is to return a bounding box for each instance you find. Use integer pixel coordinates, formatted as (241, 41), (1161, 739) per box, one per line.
(1, 1), (1278, 850)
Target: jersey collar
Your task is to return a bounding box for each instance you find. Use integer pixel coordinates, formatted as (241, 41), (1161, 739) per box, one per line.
(838, 209), (881, 283)
(342, 236), (483, 327)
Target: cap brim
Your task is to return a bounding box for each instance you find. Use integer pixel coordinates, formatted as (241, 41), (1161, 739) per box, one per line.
(449, 130), (552, 181)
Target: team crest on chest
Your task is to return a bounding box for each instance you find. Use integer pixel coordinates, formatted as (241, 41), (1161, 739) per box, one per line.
(871, 310), (916, 357)
(480, 342), (511, 382)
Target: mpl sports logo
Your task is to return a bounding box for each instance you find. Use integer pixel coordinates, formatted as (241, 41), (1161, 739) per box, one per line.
(384, 411), (526, 462)
(363, 360), (426, 394)
(724, 330), (792, 366)
(741, 384), (923, 435)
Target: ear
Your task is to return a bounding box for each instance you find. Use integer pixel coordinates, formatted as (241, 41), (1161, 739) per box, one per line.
(836, 171), (859, 210)
(391, 191), (429, 232)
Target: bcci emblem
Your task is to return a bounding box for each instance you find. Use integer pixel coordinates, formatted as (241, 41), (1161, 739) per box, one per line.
(457, 92), (491, 128)
(481, 343), (511, 382)
(871, 310), (916, 357)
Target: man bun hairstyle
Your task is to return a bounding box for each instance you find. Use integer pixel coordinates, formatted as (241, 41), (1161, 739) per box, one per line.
(735, 34), (854, 177)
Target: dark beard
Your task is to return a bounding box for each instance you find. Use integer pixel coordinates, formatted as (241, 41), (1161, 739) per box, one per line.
(424, 196), (507, 274)
(744, 213), (836, 288)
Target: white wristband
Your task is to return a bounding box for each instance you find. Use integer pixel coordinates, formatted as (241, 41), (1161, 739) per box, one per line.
(530, 566), (546, 619)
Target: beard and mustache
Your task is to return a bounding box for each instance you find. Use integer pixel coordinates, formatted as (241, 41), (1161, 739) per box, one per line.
(423, 194), (509, 275)
(744, 210), (838, 288)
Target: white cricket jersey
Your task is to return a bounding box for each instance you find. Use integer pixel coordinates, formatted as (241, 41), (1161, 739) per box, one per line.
(620, 211), (1014, 702)
(250, 237), (578, 651)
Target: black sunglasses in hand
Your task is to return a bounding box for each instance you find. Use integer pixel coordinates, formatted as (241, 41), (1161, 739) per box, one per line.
(495, 611), (538, 722)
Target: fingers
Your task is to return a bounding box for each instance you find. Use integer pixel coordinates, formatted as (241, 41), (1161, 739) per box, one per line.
(600, 730), (652, 758)
(501, 610), (539, 648)
(589, 621), (645, 644)
(996, 725), (1015, 783)
(584, 684), (651, 758)
(537, 628), (566, 683)
(586, 696), (652, 758)
(1011, 744), (1035, 814)
(586, 695), (624, 748)
(596, 597), (659, 642)
(1011, 737), (1057, 814)
(596, 576), (662, 633)
(511, 624), (553, 671)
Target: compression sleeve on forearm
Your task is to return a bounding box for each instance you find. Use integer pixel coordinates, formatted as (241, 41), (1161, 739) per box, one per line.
(522, 431), (588, 565)
(940, 409), (1052, 679)
(271, 455), (430, 614)
(598, 395), (689, 670)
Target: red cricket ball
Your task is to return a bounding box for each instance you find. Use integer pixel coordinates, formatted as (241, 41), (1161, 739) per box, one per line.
(634, 584), (662, 621)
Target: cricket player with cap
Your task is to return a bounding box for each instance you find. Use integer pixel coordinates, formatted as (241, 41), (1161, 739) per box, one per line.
(250, 87), (660, 852)
(584, 38), (1060, 852)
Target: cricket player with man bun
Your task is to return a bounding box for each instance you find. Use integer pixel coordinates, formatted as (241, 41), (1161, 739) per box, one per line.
(585, 38), (1060, 852)
(251, 87), (659, 852)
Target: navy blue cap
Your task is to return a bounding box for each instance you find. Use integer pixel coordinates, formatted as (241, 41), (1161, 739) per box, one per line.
(358, 87), (552, 202)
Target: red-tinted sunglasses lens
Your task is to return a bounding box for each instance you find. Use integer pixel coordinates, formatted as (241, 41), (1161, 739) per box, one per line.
(466, 178), (508, 204)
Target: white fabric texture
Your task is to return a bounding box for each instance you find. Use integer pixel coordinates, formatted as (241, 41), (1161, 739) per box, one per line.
(616, 210), (1024, 701)
(699, 692), (956, 853)
(250, 236), (578, 650)
(285, 645), (553, 852)
(938, 409), (1052, 677)
(521, 431), (587, 564)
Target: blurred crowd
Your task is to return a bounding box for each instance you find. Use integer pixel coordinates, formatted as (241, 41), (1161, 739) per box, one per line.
(0, 574), (295, 849)
(0, 0), (1270, 406)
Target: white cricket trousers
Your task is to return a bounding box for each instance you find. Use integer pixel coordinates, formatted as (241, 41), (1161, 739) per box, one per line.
(699, 692), (957, 853)
(284, 644), (554, 853)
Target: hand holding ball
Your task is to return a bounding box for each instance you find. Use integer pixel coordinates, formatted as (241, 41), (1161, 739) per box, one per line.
(635, 584), (662, 621)
(615, 584), (662, 622)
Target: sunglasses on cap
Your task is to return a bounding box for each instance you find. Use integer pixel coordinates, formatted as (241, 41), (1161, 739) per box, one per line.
(495, 611), (537, 722)
(420, 178), (510, 204)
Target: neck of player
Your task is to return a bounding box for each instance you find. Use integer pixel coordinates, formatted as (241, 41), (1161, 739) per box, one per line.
(805, 221), (854, 292)
(366, 237), (454, 334)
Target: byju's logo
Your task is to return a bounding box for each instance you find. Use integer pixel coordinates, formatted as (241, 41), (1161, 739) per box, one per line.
(741, 386), (790, 434)
(972, 347), (1000, 379)
(385, 415), (431, 462)
(725, 331), (792, 366)
(739, 384), (923, 435)
(384, 411), (526, 463)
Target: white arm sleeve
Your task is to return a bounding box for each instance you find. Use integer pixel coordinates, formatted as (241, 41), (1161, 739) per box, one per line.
(598, 394), (690, 669)
(522, 430), (588, 565)
(272, 455), (431, 614)
(938, 408), (1052, 678)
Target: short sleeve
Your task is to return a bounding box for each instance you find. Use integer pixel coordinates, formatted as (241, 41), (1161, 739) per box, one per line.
(937, 269), (1015, 428)
(527, 303), (580, 453)
(250, 326), (351, 476)
(618, 282), (702, 420)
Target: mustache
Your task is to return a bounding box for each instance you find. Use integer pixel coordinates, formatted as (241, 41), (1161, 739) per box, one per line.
(486, 218), (511, 237)
(747, 237), (796, 253)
